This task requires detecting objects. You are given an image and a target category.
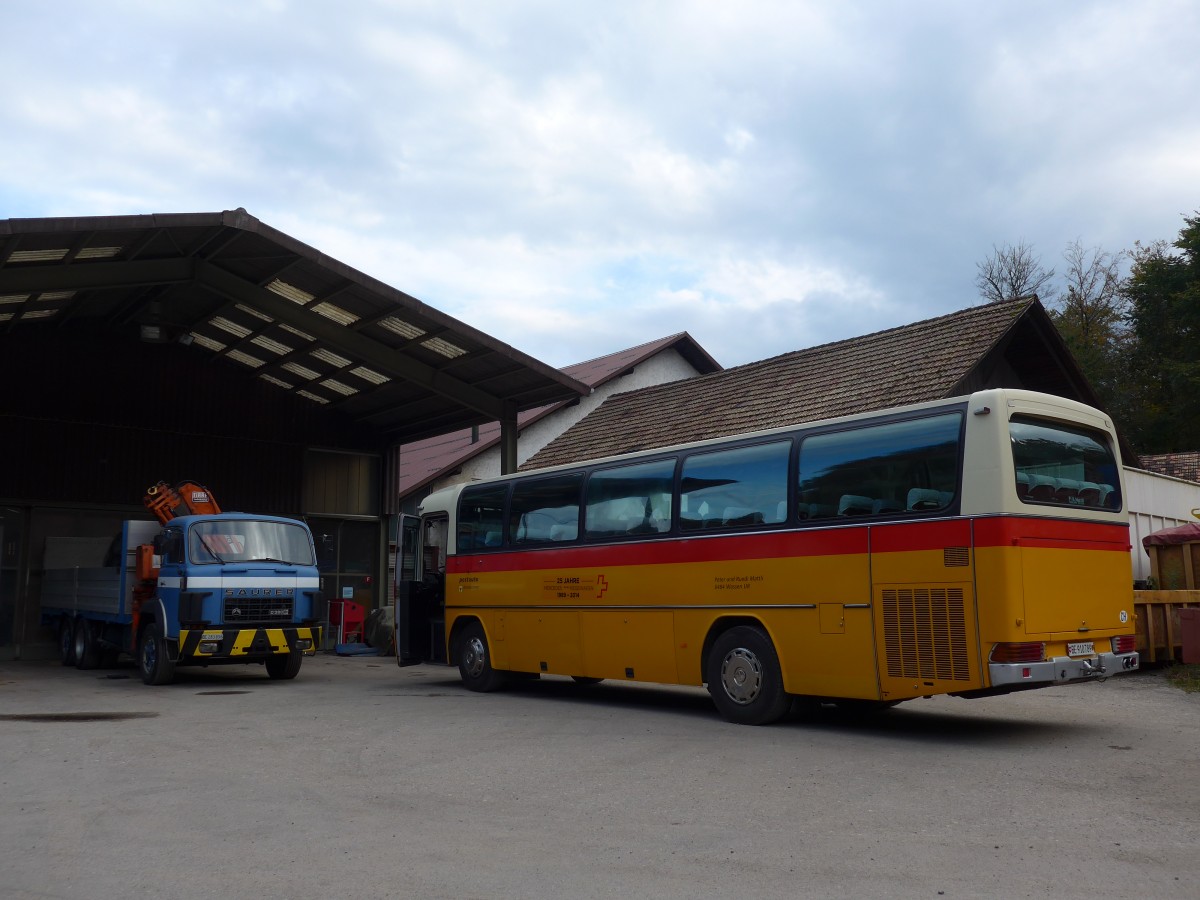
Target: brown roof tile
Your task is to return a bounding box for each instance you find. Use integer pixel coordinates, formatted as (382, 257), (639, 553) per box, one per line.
(523, 299), (1034, 469)
(1137, 452), (1200, 483)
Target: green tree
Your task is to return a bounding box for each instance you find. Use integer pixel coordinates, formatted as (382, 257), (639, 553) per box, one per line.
(1121, 212), (1200, 452)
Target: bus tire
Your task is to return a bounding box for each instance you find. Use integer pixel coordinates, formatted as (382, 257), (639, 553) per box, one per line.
(139, 622), (176, 686)
(457, 621), (507, 693)
(265, 653), (303, 680)
(706, 625), (790, 725)
(59, 617), (76, 667)
(73, 618), (101, 670)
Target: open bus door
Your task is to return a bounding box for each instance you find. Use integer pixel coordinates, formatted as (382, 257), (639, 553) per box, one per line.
(394, 513), (447, 666)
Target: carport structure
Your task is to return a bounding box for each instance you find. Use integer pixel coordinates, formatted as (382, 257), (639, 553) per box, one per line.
(0, 209), (588, 657)
(0, 208), (587, 453)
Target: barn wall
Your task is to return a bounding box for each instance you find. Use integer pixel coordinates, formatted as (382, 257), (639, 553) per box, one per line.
(1, 325), (384, 516)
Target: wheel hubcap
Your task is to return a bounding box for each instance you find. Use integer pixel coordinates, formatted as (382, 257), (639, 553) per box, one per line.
(463, 636), (486, 679)
(720, 647), (763, 705)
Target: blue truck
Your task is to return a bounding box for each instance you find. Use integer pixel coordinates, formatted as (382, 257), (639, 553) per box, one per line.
(42, 481), (326, 685)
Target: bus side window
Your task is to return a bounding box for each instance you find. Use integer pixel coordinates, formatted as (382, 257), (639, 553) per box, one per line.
(508, 474), (582, 545)
(585, 458), (675, 539)
(798, 413), (963, 520)
(679, 441), (790, 531)
(457, 484), (509, 552)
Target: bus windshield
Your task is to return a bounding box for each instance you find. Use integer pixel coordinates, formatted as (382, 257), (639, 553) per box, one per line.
(1010, 415), (1121, 510)
(189, 520), (316, 566)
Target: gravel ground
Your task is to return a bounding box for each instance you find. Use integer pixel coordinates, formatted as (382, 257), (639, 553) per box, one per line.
(0, 655), (1196, 899)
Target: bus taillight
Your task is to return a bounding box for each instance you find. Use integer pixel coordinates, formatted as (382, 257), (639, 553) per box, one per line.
(1111, 635), (1137, 654)
(990, 642), (1045, 664)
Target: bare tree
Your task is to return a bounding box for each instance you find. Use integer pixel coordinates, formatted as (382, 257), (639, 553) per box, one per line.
(975, 241), (1056, 304)
(1055, 240), (1127, 343)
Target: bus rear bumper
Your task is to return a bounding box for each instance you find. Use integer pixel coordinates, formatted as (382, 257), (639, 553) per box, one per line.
(989, 650), (1139, 687)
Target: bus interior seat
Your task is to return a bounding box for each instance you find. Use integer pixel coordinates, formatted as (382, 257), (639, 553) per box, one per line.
(777, 501), (787, 521)
(907, 488), (941, 510)
(1096, 483), (1116, 507)
(1054, 479), (1081, 503)
(1076, 482), (1101, 504)
(1016, 472), (1030, 499)
(722, 506), (763, 526)
(872, 499), (903, 515)
(483, 531), (503, 547)
(1027, 474), (1058, 501)
(549, 523), (578, 542)
(837, 494), (875, 517)
(805, 503), (835, 519)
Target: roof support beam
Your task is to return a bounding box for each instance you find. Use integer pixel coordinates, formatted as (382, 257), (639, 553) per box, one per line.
(192, 260), (508, 420)
(0, 257), (195, 293)
(500, 402), (518, 475)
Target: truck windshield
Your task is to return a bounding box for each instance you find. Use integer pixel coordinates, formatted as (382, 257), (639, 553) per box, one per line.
(189, 520), (316, 566)
(1010, 415), (1121, 511)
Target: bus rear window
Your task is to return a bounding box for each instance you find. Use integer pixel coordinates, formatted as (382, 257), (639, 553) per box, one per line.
(1010, 416), (1121, 510)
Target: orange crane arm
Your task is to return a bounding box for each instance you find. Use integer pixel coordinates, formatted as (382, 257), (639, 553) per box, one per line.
(143, 481), (222, 525)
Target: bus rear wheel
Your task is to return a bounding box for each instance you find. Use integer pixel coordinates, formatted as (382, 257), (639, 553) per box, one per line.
(456, 621), (507, 693)
(706, 625), (790, 725)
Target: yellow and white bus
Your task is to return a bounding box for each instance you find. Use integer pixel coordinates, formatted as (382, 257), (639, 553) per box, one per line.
(394, 388), (1139, 724)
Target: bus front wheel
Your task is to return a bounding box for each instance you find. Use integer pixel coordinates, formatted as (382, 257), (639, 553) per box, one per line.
(456, 621), (507, 693)
(706, 625), (790, 725)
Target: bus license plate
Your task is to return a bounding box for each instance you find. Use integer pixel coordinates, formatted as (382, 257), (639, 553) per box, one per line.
(1067, 641), (1095, 657)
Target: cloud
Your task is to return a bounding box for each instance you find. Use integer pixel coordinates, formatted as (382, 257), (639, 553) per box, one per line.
(1, 0), (1196, 372)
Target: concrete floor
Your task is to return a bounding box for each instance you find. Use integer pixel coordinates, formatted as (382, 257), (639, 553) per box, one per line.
(1, 654), (1196, 899)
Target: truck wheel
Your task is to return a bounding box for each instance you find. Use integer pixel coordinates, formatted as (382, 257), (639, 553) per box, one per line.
(139, 622), (176, 686)
(265, 653), (303, 680)
(74, 618), (101, 670)
(457, 621), (507, 692)
(59, 617), (76, 667)
(705, 625), (790, 725)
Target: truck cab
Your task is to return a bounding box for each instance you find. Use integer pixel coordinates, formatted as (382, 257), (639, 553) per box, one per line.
(138, 512), (326, 683)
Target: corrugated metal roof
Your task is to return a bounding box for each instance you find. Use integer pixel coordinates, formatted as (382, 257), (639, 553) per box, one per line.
(0, 209), (588, 443)
(523, 298), (1087, 470)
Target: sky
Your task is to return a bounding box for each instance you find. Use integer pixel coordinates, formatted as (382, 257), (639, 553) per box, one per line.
(1, 0), (1197, 369)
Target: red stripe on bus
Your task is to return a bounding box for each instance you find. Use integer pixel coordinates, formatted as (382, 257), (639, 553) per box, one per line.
(869, 520), (971, 553)
(446, 515), (1131, 575)
(972, 517), (1130, 551)
(448, 527), (868, 573)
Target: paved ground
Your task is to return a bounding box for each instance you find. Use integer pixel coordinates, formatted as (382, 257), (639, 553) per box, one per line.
(0, 654), (1196, 899)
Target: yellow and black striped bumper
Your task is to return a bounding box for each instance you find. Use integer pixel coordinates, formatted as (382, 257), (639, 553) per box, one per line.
(178, 626), (322, 660)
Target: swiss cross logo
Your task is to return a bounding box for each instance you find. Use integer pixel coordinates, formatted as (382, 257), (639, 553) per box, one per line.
(595, 574), (609, 599)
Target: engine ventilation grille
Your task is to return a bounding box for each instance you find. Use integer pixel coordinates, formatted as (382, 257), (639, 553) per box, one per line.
(224, 596), (294, 625)
(882, 587), (970, 681)
(944, 547), (970, 567)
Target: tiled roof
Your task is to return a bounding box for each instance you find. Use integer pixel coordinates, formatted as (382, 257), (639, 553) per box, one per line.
(523, 298), (1035, 470)
(397, 332), (721, 498)
(1137, 452), (1200, 483)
